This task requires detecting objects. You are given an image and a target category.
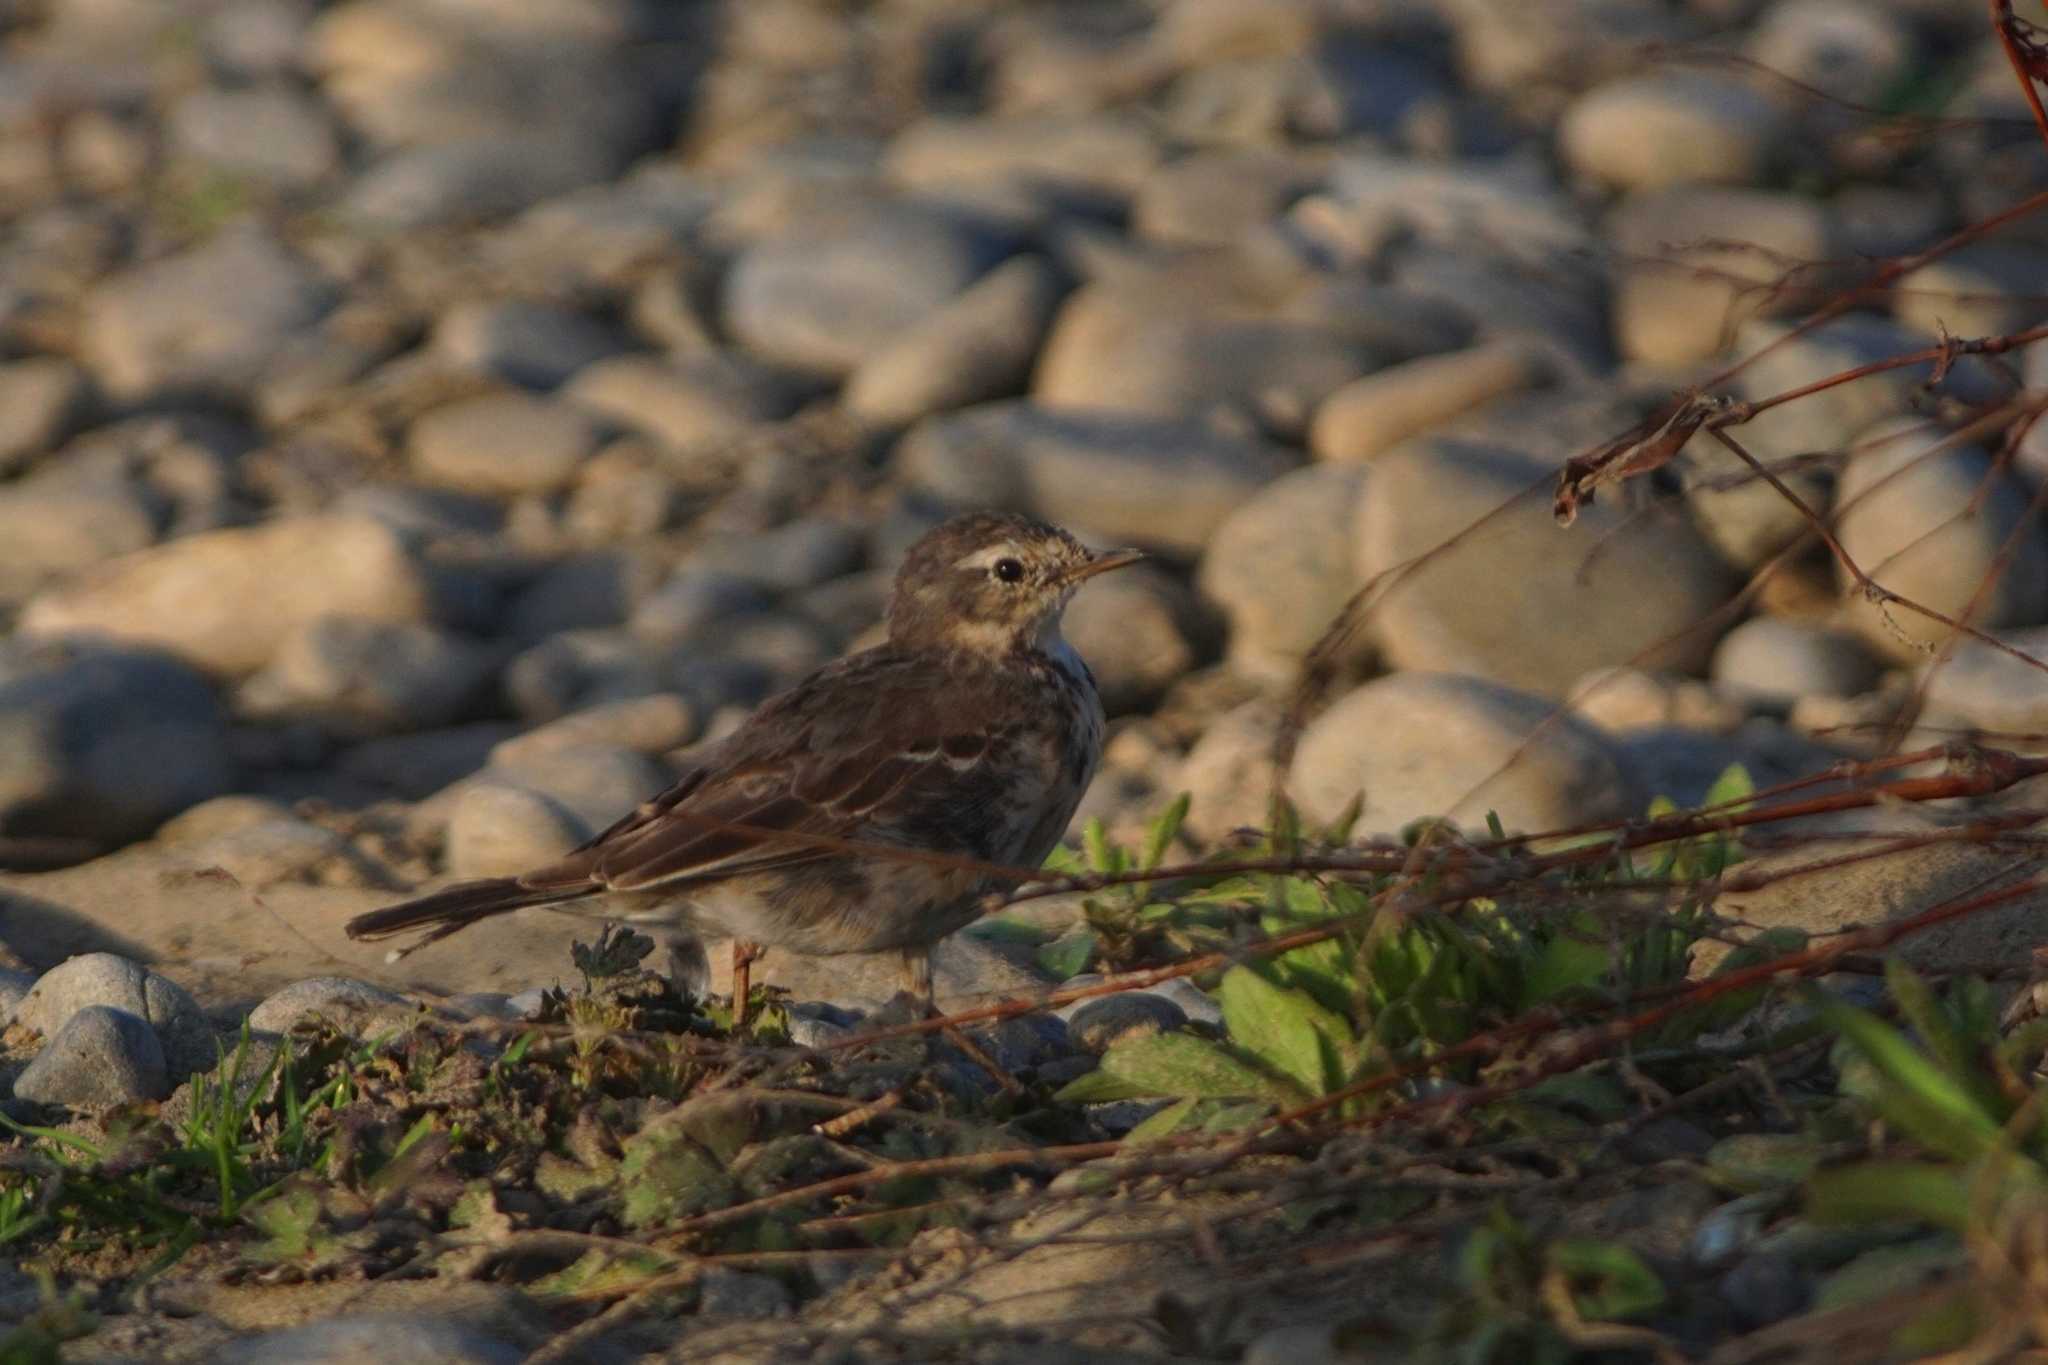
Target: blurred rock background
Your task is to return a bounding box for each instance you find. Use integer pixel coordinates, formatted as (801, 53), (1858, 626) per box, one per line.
(0, 0), (2042, 1001)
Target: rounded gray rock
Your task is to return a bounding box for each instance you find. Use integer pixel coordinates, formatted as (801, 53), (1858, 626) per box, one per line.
(20, 515), (436, 678)
(444, 780), (589, 878)
(0, 357), (86, 475)
(11, 953), (213, 1080)
(211, 1315), (523, 1365)
(1356, 438), (1735, 695)
(723, 200), (1013, 376)
(562, 352), (803, 453)
(1710, 617), (1883, 706)
(897, 400), (1294, 557)
(1056, 562), (1208, 714)
(1560, 71), (1785, 191)
(1917, 626), (2048, 735)
(238, 616), (497, 735)
(80, 224), (334, 403)
(12, 1005), (169, 1107)
(0, 645), (233, 846)
(409, 392), (600, 496)
(844, 254), (1067, 426)
(1035, 284), (1374, 442)
(1064, 993), (1188, 1054)
(1289, 672), (1643, 835)
(1198, 464), (1373, 686)
(167, 85), (341, 187)
(1834, 418), (2048, 659)
(431, 298), (626, 391)
(247, 977), (416, 1037)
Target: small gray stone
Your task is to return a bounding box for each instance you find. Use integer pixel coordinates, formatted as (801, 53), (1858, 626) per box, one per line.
(20, 515), (436, 678)
(1893, 245), (2048, 341)
(1279, 278), (1475, 365)
(431, 298), (627, 391)
(80, 224), (334, 403)
(1035, 284), (1374, 441)
(884, 112), (1164, 200)
(0, 969), (34, 1019)
(238, 617), (497, 735)
(410, 393), (601, 495)
(1173, 700), (1286, 845)
(843, 254), (1068, 426)
(1310, 341), (1541, 464)
(1834, 418), (2048, 659)
(897, 400), (1294, 557)
(1356, 438), (1735, 695)
(722, 199), (1015, 376)
(697, 1268), (794, 1319)
(0, 645), (233, 846)
(1608, 187), (1837, 368)
(1917, 626), (2048, 735)
(1560, 71), (1785, 191)
(505, 550), (662, 643)
(337, 723), (513, 800)
(628, 571), (776, 646)
(688, 520), (865, 592)
(1711, 618), (1883, 706)
(484, 741), (666, 836)
(339, 134), (641, 232)
(1060, 563), (1208, 714)
(1289, 672), (1643, 836)
(444, 781), (589, 878)
(11, 953), (213, 1080)
(175, 817), (351, 887)
(1746, 0), (1911, 108)
(503, 628), (666, 721)
(12, 1005), (169, 1107)
(561, 352), (803, 453)
(211, 1315), (523, 1365)
(0, 357), (86, 475)
(1198, 464), (1372, 687)
(1720, 1251), (1811, 1328)
(0, 467), (161, 597)
(247, 977), (416, 1037)
(1132, 148), (1321, 248)
(491, 693), (698, 766)
(1065, 993), (1188, 1054)
(167, 85), (341, 187)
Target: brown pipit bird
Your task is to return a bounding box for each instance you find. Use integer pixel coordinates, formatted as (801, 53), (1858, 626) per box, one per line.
(344, 511), (1140, 1023)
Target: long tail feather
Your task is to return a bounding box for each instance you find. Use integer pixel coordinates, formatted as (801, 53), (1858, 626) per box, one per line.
(344, 878), (593, 956)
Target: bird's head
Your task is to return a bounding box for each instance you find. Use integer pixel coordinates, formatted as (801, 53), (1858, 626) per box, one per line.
(886, 511), (1143, 656)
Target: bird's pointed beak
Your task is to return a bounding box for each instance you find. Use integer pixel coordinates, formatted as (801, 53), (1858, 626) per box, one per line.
(1065, 548), (1145, 584)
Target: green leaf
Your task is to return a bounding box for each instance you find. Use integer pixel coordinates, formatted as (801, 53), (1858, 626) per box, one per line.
(1547, 1239), (1665, 1321)
(1818, 994), (2004, 1160)
(1804, 1161), (1978, 1232)
(1523, 934), (1610, 1005)
(1883, 959), (1999, 1118)
(1706, 1134), (1835, 1191)
(1097, 1032), (1310, 1105)
(1124, 1097), (1198, 1143)
(1813, 1240), (1967, 1313)
(1703, 762), (1754, 810)
(1083, 818), (1117, 875)
(1053, 1067), (1160, 1104)
(1217, 966), (1347, 1095)
(530, 1246), (678, 1300)
(1142, 794), (1191, 871)
(1036, 928), (1097, 981)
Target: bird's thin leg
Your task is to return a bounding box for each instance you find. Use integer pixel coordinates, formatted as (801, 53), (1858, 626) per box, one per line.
(898, 946), (934, 1011)
(903, 948), (1024, 1097)
(731, 938), (763, 1029)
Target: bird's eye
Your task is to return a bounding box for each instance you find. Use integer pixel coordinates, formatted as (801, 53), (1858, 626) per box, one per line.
(991, 557), (1025, 583)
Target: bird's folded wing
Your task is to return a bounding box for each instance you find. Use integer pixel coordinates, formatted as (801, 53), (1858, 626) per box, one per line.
(568, 732), (994, 894)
